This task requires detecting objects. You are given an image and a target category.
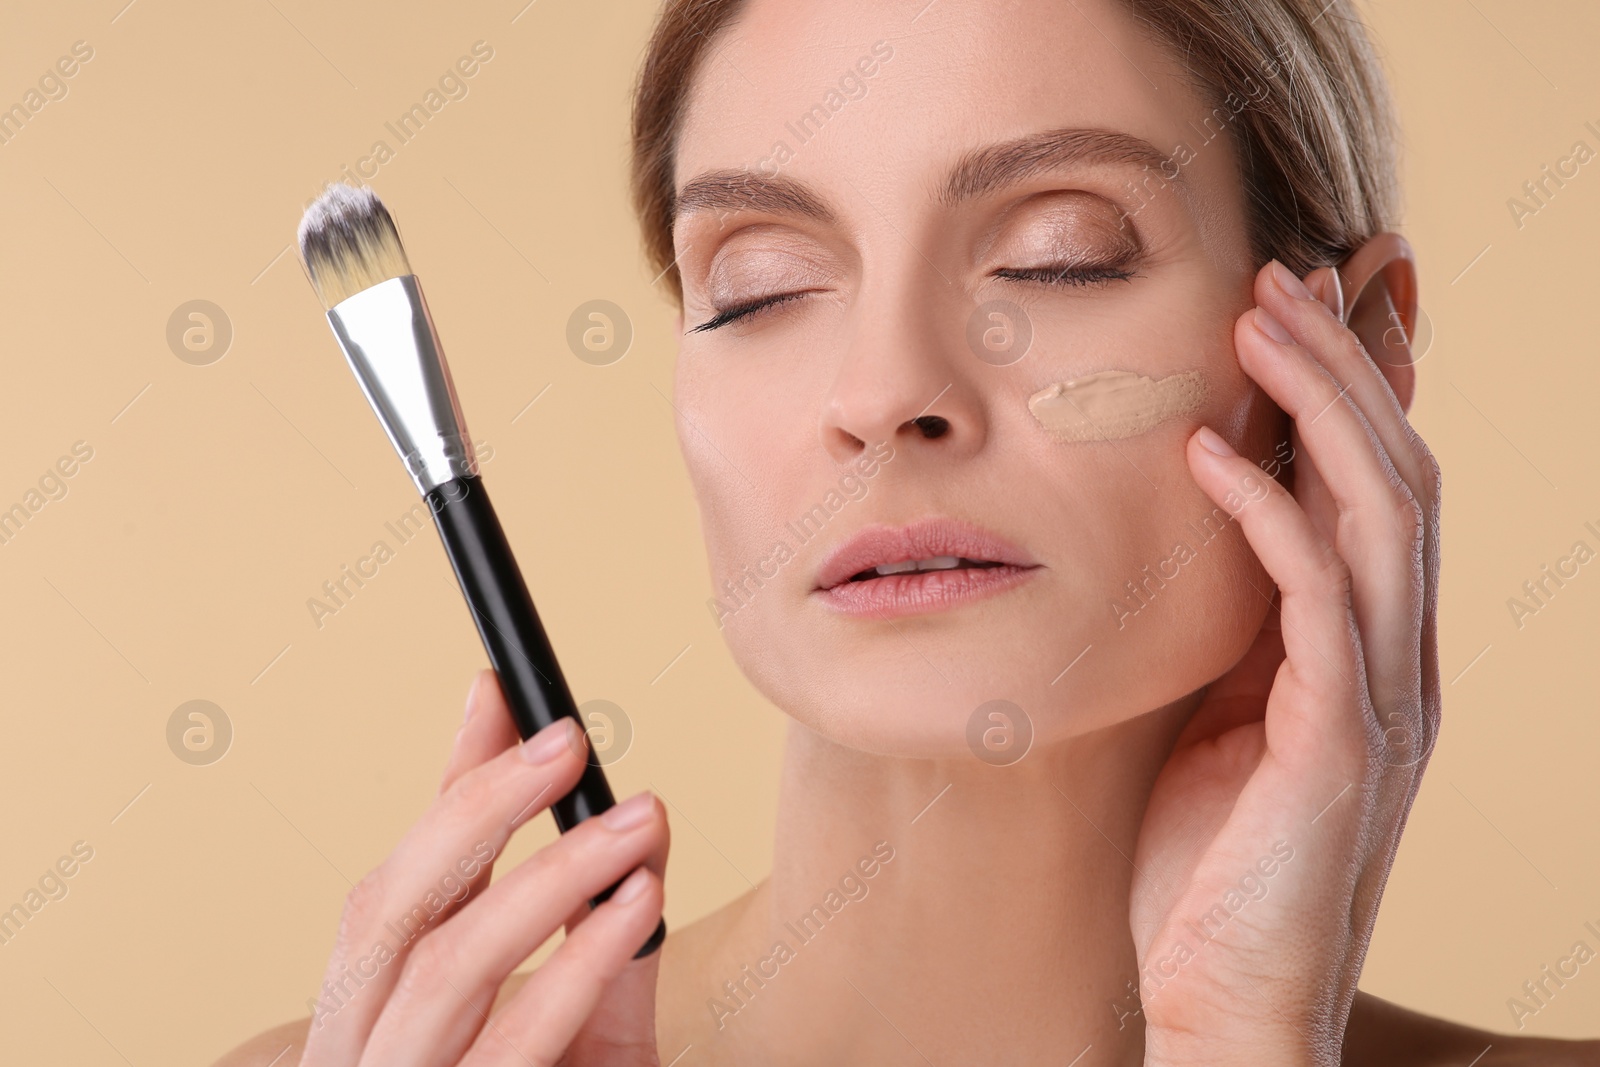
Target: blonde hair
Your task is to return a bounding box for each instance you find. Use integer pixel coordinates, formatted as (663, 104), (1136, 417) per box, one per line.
(629, 0), (1399, 303)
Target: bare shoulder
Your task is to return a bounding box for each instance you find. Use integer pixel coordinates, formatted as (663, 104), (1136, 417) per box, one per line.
(214, 977), (1600, 1066)
(1344, 990), (1600, 1066)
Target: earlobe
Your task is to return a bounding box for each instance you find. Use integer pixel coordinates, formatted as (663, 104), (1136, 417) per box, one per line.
(1337, 232), (1420, 413)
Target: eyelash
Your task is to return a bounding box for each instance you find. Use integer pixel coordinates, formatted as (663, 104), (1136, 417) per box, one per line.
(689, 290), (810, 333)
(688, 263), (1136, 333)
(993, 263), (1137, 287)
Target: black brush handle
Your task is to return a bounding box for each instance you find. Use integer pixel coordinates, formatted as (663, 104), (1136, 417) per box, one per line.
(426, 474), (666, 959)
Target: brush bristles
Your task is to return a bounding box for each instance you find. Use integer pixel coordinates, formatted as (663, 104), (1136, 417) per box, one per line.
(297, 183), (413, 309)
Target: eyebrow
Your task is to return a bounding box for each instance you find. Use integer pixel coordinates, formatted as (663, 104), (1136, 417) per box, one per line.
(940, 127), (1177, 204)
(674, 170), (837, 227)
(671, 127), (1175, 226)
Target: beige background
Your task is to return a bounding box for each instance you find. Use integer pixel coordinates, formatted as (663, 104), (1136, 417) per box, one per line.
(0, 0), (1596, 1061)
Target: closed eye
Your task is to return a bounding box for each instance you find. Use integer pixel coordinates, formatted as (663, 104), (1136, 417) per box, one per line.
(690, 263), (1133, 332)
(689, 290), (815, 333)
(994, 263), (1137, 287)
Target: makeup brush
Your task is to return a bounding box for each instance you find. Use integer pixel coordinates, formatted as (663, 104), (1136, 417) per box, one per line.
(297, 182), (665, 958)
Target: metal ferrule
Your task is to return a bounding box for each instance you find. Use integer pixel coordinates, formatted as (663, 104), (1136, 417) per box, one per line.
(326, 274), (477, 495)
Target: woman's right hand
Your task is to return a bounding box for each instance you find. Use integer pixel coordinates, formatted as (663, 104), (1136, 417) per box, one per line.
(299, 668), (669, 1067)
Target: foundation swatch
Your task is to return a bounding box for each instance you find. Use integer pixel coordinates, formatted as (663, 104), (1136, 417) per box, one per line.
(1028, 369), (1206, 442)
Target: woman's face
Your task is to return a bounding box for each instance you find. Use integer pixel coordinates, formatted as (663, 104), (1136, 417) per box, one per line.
(670, 0), (1282, 757)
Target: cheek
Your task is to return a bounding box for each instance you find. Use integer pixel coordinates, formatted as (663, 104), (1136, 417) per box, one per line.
(1204, 337), (1289, 470)
(671, 264), (1278, 752)
(673, 351), (827, 643)
(1007, 292), (1277, 734)
(1028, 464), (1270, 742)
(674, 362), (759, 577)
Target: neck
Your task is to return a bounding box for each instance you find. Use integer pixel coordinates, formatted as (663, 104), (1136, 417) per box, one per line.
(691, 693), (1197, 1066)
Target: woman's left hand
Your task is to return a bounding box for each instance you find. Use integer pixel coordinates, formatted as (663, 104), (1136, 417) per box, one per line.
(1128, 258), (1441, 1067)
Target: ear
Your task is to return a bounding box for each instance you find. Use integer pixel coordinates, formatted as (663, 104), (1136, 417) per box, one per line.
(1337, 232), (1420, 413)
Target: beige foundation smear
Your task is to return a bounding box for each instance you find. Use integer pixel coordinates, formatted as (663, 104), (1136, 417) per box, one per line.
(1027, 369), (1206, 442)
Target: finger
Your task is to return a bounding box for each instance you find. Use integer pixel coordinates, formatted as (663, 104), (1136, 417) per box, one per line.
(299, 718), (589, 1065)
(1186, 427), (1371, 785)
(1306, 265), (1344, 320)
(563, 799), (673, 1061)
(1235, 309), (1423, 641)
(440, 670), (521, 797)
(361, 794), (667, 1066)
(1296, 267), (1354, 542)
(1235, 305), (1428, 771)
(462, 867), (666, 1067)
(435, 672), (525, 940)
(1262, 261), (1444, 775)
(565, 792), (672, 937)
(1256, 261), (1437, 519)
(562, 934), (666, 1066)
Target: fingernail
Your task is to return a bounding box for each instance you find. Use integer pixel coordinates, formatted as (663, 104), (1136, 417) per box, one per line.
(1253, 307), (1295, 346)
(464, 672), (482, 724)
(602, 791), (655, 831)
(1195, 426), (1236, 457)
(1270, 260), (1314, 300)
(1312, 268), (1344, 319)
(612, 866), (651, 904)
(520, 718), (577, 764)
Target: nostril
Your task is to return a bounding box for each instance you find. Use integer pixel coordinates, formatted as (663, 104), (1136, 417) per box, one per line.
(912, 415), (949, 439)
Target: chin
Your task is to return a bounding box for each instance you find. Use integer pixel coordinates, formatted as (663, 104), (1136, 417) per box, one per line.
(720, 569), (1268, 762)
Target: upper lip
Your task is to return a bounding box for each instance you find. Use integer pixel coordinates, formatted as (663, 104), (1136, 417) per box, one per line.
(813, 517), (1039, 591)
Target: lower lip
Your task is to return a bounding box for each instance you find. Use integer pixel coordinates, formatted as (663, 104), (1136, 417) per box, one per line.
(814, 565), (1039, 619)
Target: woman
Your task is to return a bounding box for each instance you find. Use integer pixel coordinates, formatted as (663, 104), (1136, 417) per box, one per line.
(220, 0), (1599, 1063)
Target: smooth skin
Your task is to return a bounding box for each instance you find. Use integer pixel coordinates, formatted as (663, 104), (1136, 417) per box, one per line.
(216, 266), (1598, 1066)
(217, 0), (1599, 1062)
(219, 671), (671, 1067)
(1134, 256), (1437, 1063)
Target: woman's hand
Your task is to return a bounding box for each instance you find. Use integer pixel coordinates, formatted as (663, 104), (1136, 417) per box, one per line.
(300, 669), (669, 1067)
(1129, 259), (1441, 1066)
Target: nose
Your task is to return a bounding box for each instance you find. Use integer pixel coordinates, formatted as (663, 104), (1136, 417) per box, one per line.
(818, 272), (986, 465)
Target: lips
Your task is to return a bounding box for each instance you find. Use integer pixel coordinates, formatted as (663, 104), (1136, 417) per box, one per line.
(812, 517), (1040, 618)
